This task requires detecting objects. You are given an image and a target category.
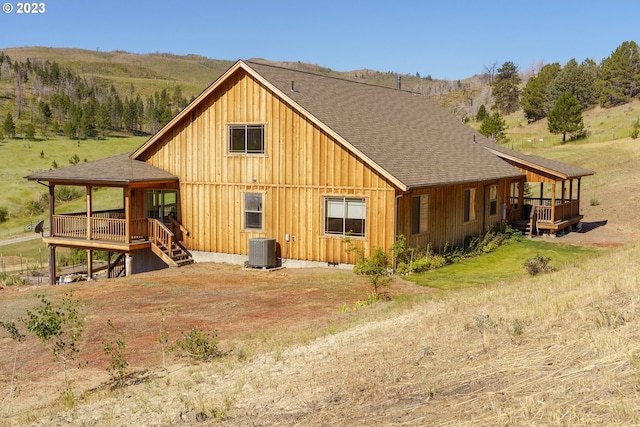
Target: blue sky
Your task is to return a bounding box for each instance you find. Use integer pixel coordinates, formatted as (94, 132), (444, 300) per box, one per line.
(1, 0), (637, 80)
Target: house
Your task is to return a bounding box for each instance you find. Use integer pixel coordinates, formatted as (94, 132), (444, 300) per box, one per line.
(26, 60), (593, 284)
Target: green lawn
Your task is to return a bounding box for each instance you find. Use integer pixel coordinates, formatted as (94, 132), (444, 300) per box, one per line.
(405, 239), (602, 290)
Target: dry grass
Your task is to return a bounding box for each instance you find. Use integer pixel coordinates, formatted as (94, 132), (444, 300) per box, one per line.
(0, 241), (637, 426)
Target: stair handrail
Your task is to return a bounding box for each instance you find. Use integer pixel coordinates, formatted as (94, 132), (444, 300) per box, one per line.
(168, 215), (190, 237)
(148, 218), (174, 252)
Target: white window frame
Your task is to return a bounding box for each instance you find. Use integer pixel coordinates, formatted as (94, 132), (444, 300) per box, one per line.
(323, 196), (366, 237)
(243, 192), (263, 230)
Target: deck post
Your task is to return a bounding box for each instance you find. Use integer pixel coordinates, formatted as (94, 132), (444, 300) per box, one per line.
(48, 244), (56, 285)
(125, 252), (132, 276)
(551, 182), (556, 224)
(86, 249), (93, 280)
(125, 188), (131, 243)
(86, 185), (93, 240)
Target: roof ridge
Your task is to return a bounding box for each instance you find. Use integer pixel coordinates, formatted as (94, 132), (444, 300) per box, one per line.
(243, 60), (420, 95)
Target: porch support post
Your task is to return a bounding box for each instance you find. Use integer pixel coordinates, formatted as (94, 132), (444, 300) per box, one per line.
(561, 181), (566, 204)
(551, 182), (557, 223)
(87, 249), (93, 280)
(48, 244), (56, 285)
(577, 178), (582, 210)
(125, 187), (131, 243)
(539, 183), (544, 205)
(48, 184), (56, 284)
(569, 179), (574, 201)
(86, 185), (93, 240)
(125, 252), (132, 276)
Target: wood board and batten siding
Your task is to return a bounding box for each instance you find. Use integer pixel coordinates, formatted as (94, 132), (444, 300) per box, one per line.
(139, 69), (396, 265)
(398, 179), (515, 252)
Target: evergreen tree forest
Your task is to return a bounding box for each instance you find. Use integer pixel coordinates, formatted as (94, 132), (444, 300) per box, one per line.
(0, 51), (192, 140)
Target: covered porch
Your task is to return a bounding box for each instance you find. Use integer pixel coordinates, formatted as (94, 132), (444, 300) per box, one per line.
(26, 153), (192, 284)
(484, 146), (595, 237)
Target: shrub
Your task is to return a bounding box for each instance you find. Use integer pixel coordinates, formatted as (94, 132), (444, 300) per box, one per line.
(523, 254), (555, 275)
(102, 320), (129, 388)
(171, 328), (221, 362)
(0, 206), (8, 223)
(590, 197), (600, 206)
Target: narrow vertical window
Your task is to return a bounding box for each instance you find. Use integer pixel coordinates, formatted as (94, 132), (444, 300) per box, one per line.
(510, 182), (520, 210)
(464, 188), (476, 222)
(411, 194), (429, 235)
(244, 193), (263, 230)
(489, 185), (498, 216)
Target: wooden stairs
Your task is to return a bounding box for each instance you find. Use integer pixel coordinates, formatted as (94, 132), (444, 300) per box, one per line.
(151, 240), (194, 267)
(148, 218), (194, 268)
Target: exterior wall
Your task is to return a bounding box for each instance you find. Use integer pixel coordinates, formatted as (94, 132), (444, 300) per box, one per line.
(139, 70), (396, 265)
(398, 179), (515, 252)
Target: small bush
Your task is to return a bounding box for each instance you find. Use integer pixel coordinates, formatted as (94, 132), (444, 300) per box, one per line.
(171, 328), (221, 362)
(590, 197), (600, 206)
(523, 254), (555, 275)
(0, 206), (8, 223)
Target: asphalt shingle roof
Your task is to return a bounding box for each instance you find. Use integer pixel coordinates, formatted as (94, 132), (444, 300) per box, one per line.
(25, 152), (178, 185)
(244, 61), (524, 189)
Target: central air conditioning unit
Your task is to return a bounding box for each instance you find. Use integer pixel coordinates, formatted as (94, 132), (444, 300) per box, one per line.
(248, 238), (277, 268)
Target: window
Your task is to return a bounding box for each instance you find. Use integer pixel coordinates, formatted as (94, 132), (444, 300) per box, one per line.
(324, 197), (366, 237)
(229, 124), (264, 154)
(489, 185), (498, 216)
(463, 188), (476, 222)
(244, 193), (263, 230)
(411, 194), (429, 235)
(147, 190), (178, 223)
(510, 182), (520, 210)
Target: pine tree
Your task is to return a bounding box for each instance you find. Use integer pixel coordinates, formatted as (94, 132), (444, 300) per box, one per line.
(548, 91), (584, 143)
(3, 112), (16, 138)
(479, 112), (507, 143)
(492, 61), (522, 115)
(475, 104), (489, 122)
(596, 40), (640, 107)
(521, 63), (561, 123)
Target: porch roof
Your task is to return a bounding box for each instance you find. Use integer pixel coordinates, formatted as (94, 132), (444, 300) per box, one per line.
(25, 152), (179, 187)
(481, 144), (595, 180)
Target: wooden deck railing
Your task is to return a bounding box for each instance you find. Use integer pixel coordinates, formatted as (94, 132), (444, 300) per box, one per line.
(51, 213), (148, 242)
(524, 198), (580, 223)
(148, 218), (174, 250)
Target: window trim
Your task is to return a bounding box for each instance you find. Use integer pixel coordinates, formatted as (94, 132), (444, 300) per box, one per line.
(228, 124), (265, 154)
(323, 196), (366, 237)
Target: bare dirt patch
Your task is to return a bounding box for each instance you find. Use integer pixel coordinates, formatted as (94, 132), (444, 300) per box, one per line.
(0, 264), (429, 423)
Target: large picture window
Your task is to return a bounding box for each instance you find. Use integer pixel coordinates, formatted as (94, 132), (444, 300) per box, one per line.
(463, 188), (476, 222)
(324, 197), (366, 237)
(244, 193), (263, 230)
(229, 124), (264, 154)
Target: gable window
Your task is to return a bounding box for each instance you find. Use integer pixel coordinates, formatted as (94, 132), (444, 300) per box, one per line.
(229, 124), (264, 154)
(244, 193), (263, 230)
(324, 197), (366, 237)
(463, 188), (476, 222)
(411, 194), (430, 235)
(489, 185), (498, 216)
